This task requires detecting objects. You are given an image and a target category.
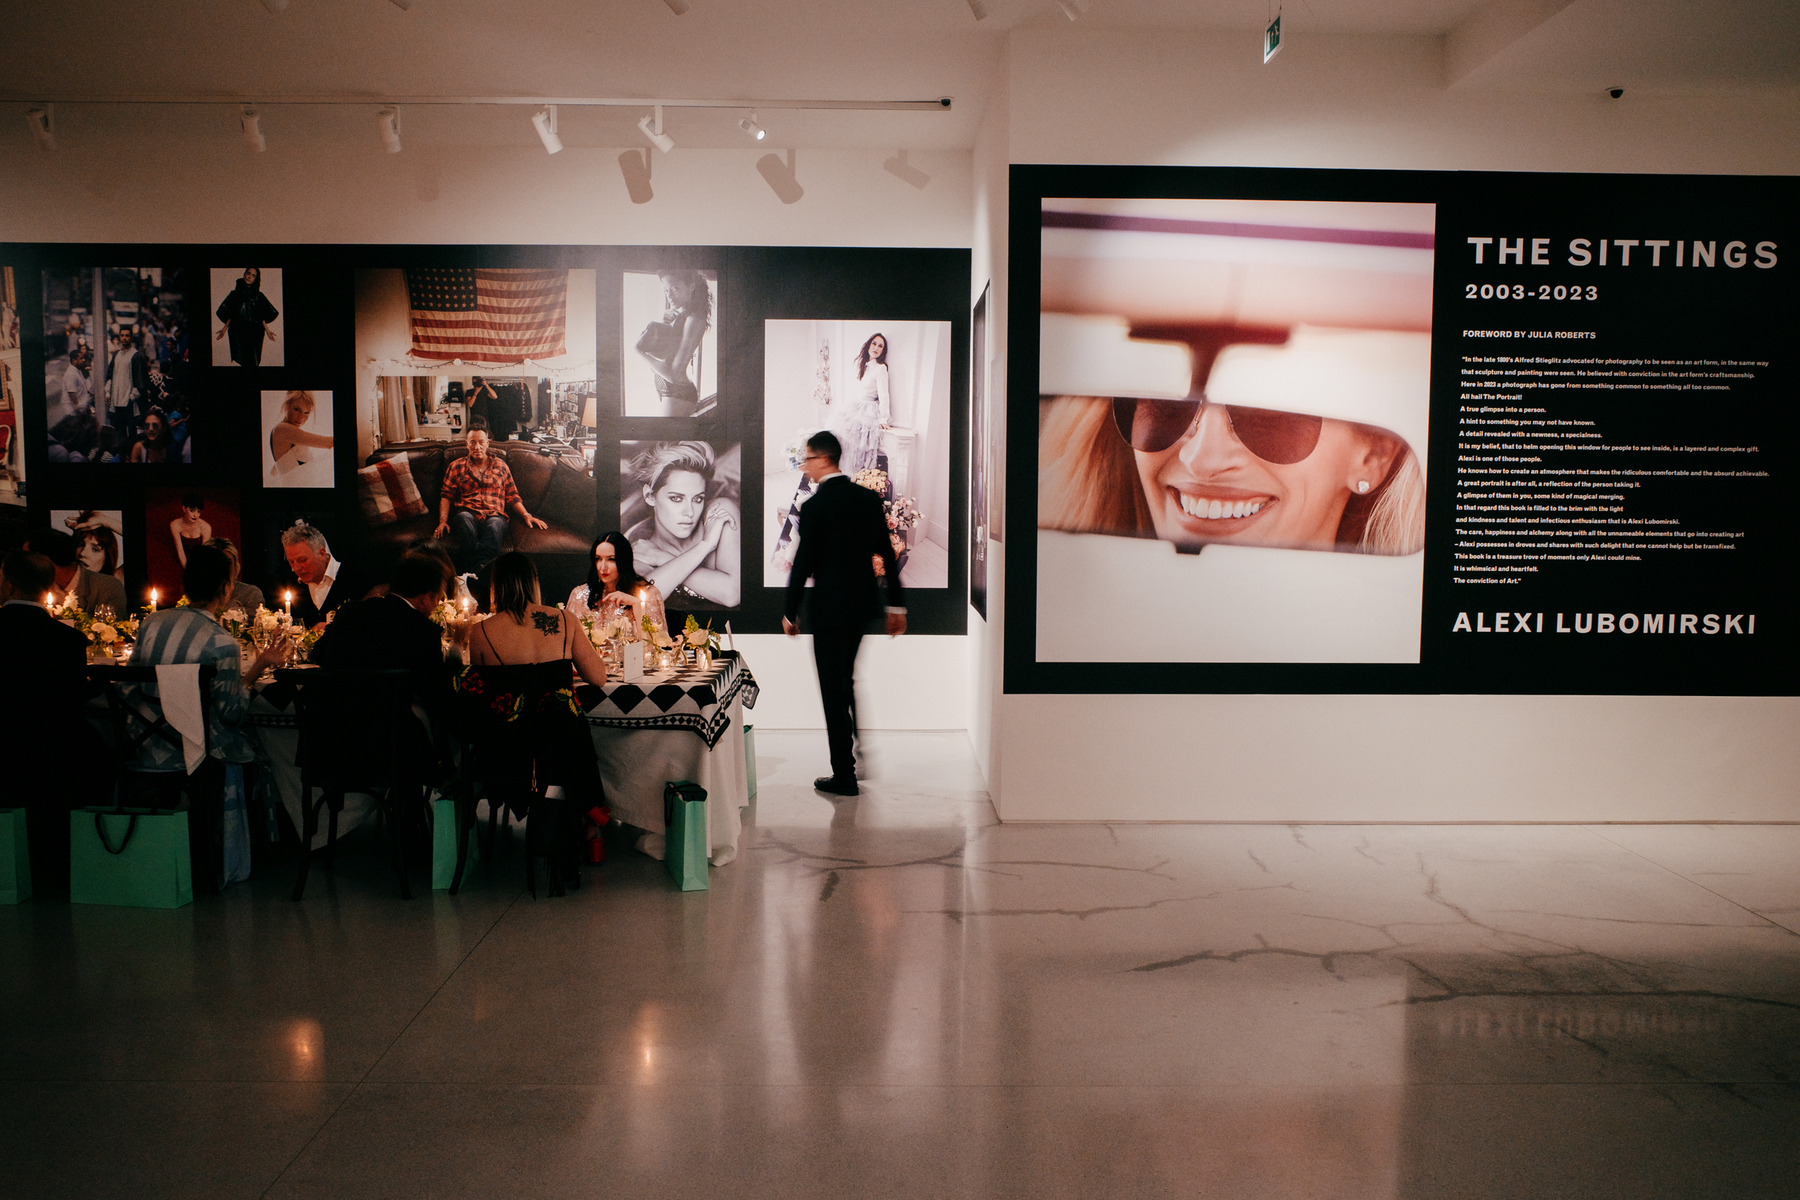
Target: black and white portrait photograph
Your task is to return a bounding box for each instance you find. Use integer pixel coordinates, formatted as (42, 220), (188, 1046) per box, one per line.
(210, 266), (285, 368)
(42, 267), (195, 465)
(621, 269), (718, 417)
(261, 389), (334, 488)
(763, 319), (953, 590)
(620, 439), (741, 610)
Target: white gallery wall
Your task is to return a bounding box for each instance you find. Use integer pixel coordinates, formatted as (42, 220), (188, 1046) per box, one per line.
(987, 27), (1800, 822)
(0, 128), (974, 734)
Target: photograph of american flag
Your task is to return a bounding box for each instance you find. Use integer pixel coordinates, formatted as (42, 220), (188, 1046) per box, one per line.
(405, 268), (568, 363)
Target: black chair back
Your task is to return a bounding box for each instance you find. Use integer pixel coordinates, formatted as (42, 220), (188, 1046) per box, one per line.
(287, 667), (423, 901)
(291, 667), (415, 791)
(89, 664), (218, 789)
(87, 663), (224, 894)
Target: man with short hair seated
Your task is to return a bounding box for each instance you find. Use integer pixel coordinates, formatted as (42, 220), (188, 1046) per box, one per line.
(432, 427), (546, 575)
(280, 520), (363, 632)
(311, 552), (459, 782)
(26, 527), (127, 615)
(0, 551), (103, 893)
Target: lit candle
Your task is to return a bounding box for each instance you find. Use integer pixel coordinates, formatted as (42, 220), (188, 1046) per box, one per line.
(284, 590), (293, 617)
(149, 588), (158, 612)
(462, 596), (472, 616)
(42, 592), (53, 608)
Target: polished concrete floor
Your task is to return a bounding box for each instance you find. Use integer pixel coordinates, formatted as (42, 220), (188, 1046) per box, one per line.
(3, 730), (1798, 1199)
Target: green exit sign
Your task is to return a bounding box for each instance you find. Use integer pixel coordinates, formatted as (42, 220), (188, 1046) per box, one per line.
(1264, 13), (1282, 63)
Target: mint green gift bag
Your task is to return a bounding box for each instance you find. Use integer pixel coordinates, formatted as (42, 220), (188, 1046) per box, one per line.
(432, 795), (480, 891)
(70, 809), (194, 909)
(662, 781), (709, 892)
(744, 724), (758, 801)
(0, 808), (30, 904)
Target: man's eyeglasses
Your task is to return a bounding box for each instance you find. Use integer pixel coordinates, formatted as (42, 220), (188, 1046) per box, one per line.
(1111, 396), (1323, 464)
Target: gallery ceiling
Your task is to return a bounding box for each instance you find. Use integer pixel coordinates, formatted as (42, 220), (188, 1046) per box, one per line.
(1, 0), (1794, 152)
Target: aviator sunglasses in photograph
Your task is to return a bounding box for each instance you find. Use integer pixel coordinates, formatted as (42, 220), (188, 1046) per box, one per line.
(1112, 396), (1324, 464)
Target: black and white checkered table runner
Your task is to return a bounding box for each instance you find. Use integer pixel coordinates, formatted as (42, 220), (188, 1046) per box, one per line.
(581, 650), (758, 749)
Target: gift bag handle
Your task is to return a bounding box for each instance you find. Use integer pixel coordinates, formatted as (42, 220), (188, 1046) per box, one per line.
(94, 811), (140, 856)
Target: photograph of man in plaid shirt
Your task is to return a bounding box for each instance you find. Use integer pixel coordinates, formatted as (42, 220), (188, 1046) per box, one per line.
(433, 427), (547, 573)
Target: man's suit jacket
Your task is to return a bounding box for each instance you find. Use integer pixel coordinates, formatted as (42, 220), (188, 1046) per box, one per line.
(311, 594), (453, 720)
(0, 602), (93, 757)
(784, 473), (904, 630)
(70, 566), (126, 616)
(309, 594), (454, 776)
(290, 563), (364, 629)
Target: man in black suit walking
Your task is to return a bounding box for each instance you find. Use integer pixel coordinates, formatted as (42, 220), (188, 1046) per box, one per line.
(783, 431), (905, 797)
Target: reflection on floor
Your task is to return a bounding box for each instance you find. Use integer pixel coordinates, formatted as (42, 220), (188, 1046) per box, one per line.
(3, 730), (1797, 1199)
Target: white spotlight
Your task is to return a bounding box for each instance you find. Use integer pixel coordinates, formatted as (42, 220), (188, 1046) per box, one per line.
(883, 150), (930, 190)
(240, 105), (267, 153)
(966, 0), (988, 17)
(1056, 0), (1085, 19)
(738, 116), (766, 142)
(260, 0), (288, 12)
(25, 105), (55, 152)
(663, 0), (691, 13)
(531, 106), (563, 154)
(638, 106), (675, 154)
(377, 107), (402, 154)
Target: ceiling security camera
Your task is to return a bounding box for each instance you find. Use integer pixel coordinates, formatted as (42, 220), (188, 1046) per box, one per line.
(1608, 87), (1624, 99)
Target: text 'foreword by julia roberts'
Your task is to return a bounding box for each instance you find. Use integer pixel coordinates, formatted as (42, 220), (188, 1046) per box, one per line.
(1465, 238), (1777, 269)
(1451, 612), (1755, 635)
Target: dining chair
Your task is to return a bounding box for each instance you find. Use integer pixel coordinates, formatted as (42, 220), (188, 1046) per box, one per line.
(456, 662), (589, 897)
(88, 664), (225, 895)
(287, 668), (427, 901)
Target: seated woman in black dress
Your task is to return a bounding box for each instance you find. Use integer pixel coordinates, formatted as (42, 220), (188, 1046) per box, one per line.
(463, 552), (608, 895)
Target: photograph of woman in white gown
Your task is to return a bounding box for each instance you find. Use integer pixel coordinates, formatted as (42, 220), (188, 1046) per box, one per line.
(762, 319), (954, 590)
(261, 389), (334, 488)
(841, 332), (891, 474)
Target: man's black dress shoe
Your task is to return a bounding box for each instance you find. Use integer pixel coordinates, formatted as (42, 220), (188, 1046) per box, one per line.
(813, 775), (859, 797)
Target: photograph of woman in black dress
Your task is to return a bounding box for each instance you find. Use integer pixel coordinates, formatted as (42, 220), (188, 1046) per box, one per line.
(212, 266), (282, 368)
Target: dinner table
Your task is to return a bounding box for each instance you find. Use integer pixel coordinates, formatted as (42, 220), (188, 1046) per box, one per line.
(245, 650), (760, 867)
(579, 649), (759, 866)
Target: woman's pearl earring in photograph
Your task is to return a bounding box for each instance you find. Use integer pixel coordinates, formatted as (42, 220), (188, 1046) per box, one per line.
(1355, 480), (1371, 494)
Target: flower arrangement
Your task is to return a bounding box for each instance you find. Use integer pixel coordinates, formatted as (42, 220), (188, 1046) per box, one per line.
(884, 496), (923, 561)
(885, 495), (922, 534)
(812, 341), (833, 406)
(682, 613), (720, 654)
(852, 467), (889, 495)
(50, 601), (139, 654)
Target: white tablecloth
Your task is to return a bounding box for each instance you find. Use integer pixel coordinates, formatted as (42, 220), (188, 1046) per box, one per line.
(246, 685), (379, 849)
(590, 695), (750, 866)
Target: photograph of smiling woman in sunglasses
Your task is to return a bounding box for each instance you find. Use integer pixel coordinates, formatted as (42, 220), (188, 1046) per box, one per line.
(1040, 320), (1425, 557)
(1033, 195), (1435, 665)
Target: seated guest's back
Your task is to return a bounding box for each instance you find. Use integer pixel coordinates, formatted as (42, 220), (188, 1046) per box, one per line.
(0, 551), (107, 890)
(131, 545), (289, 770)
(470, 552), (608, 683)
(312, 553), (453, 729)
